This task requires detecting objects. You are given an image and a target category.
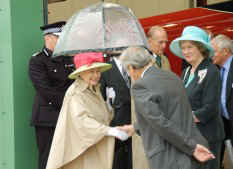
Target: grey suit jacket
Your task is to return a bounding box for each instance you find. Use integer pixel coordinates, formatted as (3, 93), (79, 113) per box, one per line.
(132, 66), (208, 169)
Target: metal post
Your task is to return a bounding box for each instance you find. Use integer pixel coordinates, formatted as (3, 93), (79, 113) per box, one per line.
(1, 0), (43, 168)
(189, 0), (194, 8)
(43, 0), (48, 24)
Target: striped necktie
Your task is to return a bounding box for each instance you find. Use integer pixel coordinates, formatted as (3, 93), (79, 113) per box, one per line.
(122, 66), (131, 88)
(156, 55), (162, 68)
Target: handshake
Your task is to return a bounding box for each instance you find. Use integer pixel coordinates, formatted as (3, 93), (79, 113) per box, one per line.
(107, 125), (215, 163)
(107, 127), (129, 141)
(107, 125), (135, 141)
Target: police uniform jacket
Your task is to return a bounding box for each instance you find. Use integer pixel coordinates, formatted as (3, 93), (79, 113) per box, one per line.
(29, 47), (74, 127)
(182, 58), (225, 142)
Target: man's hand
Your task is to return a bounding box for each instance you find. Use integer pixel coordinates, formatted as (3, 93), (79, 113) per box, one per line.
(193, 144), (215, 162)
(117, 124), (135, 136)
(192, 111), (200, 123)
(193, 115), (200, 123)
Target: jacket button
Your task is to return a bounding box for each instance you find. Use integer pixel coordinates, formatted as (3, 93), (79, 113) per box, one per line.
(49, 102), (52, 105)
(54, 69), (57, 72)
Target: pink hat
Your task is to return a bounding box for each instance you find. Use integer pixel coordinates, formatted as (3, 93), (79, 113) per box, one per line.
(69, 52), (112, 79)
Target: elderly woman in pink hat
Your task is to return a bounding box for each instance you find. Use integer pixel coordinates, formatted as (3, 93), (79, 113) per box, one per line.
(170, 26), (225, 169)
(46, 52), (128, 169)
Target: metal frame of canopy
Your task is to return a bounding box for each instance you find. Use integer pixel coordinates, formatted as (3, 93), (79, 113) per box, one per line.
(53, 2), (149, 57)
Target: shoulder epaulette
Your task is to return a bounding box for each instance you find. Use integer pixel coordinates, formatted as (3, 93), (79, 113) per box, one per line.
(32, 51), (40, 57)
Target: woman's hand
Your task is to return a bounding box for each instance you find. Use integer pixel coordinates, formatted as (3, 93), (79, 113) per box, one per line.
(107, 127), (129, 141)
(117, 125), (135, 136)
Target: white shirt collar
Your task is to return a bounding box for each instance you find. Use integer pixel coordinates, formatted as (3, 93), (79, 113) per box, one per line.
(141, 65), (152, 78)
(153, 53), (158, 58)
(113, 57), (123, 74)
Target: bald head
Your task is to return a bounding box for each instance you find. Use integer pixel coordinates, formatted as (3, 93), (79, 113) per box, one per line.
(147, 26), (168, 55)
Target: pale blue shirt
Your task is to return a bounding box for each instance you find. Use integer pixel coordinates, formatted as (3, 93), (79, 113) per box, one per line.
(221, 55), (233, 119)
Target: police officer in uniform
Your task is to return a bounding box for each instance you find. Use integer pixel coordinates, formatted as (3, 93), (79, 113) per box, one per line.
(28, 21), (74, 169)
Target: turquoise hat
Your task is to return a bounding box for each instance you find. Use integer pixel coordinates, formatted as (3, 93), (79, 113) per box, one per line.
(169, 26), (214, 59)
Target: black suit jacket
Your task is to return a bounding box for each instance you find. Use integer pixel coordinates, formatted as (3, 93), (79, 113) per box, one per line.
(182, 58), (225, 142)
(222, 57), (233, 143)
(29, 48), (74, 127)
(225, 58), (233, 120)
(100, 59), (131, 126)
(100, 59), (132, 169)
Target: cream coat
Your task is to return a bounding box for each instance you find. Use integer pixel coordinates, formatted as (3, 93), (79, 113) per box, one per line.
(46, 78), (115, 169)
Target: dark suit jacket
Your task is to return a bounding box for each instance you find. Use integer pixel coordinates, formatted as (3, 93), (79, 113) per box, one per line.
(100, 59), (132, 169)
(132, 66), (208, 169)
(100, 59), (131, 126)
(29, 48), (74, 127)
(182, 58), (225, 142)
(223, 57), (233, 142)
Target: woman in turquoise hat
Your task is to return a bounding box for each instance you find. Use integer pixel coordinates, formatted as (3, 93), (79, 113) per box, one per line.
(170, 26), (225, 169)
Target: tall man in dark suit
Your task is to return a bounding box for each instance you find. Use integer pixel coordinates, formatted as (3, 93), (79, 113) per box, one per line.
(211, 34), (233, 167)
(119, 47), (215, 169)
(28, 21), (74, 169)
(100, 54), (132, 169)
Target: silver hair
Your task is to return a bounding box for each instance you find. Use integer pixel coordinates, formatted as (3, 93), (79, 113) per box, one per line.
(212, 34), (233, 54)
(119, 47), (153, 70)
(147, 26), (166, 38)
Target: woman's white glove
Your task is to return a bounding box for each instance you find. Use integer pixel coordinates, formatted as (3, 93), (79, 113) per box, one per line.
(107, 127), (129, 141)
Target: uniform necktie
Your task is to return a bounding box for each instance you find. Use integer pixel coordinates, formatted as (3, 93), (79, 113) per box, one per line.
(122, 66), (131, 88)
